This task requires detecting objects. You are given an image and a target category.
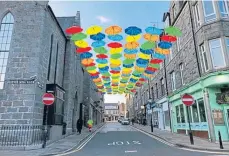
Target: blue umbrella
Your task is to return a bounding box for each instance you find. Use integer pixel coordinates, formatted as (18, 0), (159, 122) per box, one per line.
(129, 78), (137, 83)
(124, 48), (138, 54)
(153, 52), (166, 60)
(99, 70), (108, 73)
(111, 67), (121, 71)
(96, 58), (108, 64)
(145, 27), (163, 35)
(136, 63), (148, 68)
(108, 35), (123, 41)
(99, 66), (109, 71)
(158, 41), (172, 49)
(104, 82), (111, 86)
(80, 52), (93, 59)
(91, 75), (99, 79)
(140, 48), (153, 55)
(132, 73), (141, 77)
(145, 70), (154, 75)
(90, 33), (105, 41)
(125, 26), (142, 35)
(91, 41), (106, 48)
(123, 63), (134, 68)
(136, 58), (149, 65)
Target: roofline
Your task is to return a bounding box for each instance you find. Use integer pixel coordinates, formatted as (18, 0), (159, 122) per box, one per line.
(47, 5), (67, 39)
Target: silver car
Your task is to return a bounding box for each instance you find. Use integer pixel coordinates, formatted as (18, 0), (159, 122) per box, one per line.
(121, 118), (130, 125)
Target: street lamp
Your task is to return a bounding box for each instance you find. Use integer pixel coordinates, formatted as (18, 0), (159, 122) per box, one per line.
(148, 98), (154, 132)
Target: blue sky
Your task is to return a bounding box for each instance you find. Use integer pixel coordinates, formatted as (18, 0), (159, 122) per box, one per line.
(49, 1), (170, 103)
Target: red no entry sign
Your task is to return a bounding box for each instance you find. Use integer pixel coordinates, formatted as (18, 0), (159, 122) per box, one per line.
(42, 93), (55, 105)
(182, 94), (194, 106)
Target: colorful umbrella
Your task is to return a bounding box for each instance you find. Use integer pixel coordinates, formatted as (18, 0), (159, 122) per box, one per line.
(96, 54), (108, 59)
(141, 41), (156, 50)
(126, 34), (141, 42)
(161, 35), (177, 42)
(155, 47), (170, 55)
(105, 25), (122, 35)
(149, 63), (160, 69)
(107, 42), (122, 48)
(108, 34), (123, 41)
(164, 26), (182, 37)
(124, 48), (138, 54)
(152, 52), (166, 60)
(123, 63), (134, 68)
(98, 63), (108, 68)
(136, 58), (149, 65)
(91, 41), (106, 48)
(138, 53), (151, 60)
(81, 58), (94, 66)
(66, 26), (83, 34)
(124, 54), (137, 59)
(71, 33), (87, 41)
(145, 26), (163, 35)
(158, 41), (172, 49)
(76, 47), (92, 53)
(75, 40), (89, 48)
(123, 59), (135, 64)
(125, 26), (142, 35)
(139, 48), (153, 55)
(125, 41), (139, 49)
(80, 52), (93, 59)
(110, 47), (123, 54)
(96, 58), (108, 64)
(110, 53), (122, 59)
(94, 47), (108, 54)
(86, 26), (102, 35)
(90, 33), (105, 41)
(143, 34), (159, 42)
(86, 66), (97, 71)
(150, 59), (163, 64)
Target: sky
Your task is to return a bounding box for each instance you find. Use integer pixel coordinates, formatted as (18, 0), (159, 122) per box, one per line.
(49, 1), (170, 104)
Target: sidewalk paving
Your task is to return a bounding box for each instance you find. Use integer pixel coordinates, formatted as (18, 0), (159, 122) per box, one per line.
(1, 123), (104, 156)
(133, 124), (229, 152)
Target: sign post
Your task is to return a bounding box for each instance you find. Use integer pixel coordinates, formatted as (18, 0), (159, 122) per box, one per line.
(42, 93), (55, 148)
(182, 93), (194, 145)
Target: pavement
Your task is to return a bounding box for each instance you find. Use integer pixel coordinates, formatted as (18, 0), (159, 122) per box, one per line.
(51, 122), (229, 156)
(132, 124), (229, 153)
(0, 123), (104, 156)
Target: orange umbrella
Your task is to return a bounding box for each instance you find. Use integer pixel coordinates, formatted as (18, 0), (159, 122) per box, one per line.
(124, 54), (137, 59)
(105, 25), (122, 35)
(93, 78), (102, 83)
(155, 47), (170, 55)
(81, 58), (94, 66)
(143, 34), (159, 42)
(125, 41), (139, 49)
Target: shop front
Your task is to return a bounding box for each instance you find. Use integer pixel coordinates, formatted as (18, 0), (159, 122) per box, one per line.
(169, 71), (229, 141)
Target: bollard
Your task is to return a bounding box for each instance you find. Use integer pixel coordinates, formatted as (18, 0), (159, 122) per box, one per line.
(189, 131), (194, 145)
(218, 131), (224, 149)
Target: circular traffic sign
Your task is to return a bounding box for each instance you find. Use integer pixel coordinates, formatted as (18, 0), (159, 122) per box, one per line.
(42, 93), (55, 105)
(182, 94), (194, 106)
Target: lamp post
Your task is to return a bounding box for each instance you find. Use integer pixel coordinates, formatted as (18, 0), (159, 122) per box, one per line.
(148, 98), (154, 132)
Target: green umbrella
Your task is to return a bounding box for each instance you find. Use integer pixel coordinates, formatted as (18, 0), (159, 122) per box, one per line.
(132, 71), (142, 75)
(86, 66), (97, 71)
(102, 72), (111, 77)
(94, 47), (108, 54)
(164, 26), (182, 37)
(123, 59), (135, 64)
(71, 33), (87, 41)
(87, 120), (93, 125)
(111, 76), (120, 79)
(110, 53), (122, 59)
(141, 41), (156, 50)
(149, 63), (160, 69)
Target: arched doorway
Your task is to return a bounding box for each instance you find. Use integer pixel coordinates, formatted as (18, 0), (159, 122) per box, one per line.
(72, 92), (78, 132)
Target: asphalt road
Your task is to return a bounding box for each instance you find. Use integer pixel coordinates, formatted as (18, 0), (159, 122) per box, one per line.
(65, 122), (224, 156)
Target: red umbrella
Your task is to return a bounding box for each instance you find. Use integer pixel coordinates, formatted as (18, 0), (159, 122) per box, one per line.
(97, 86), (104, 89)
(102, 76), (109, 79)
(90, 72), (100, 76)
(136, 82), (142, 87)
(96, 54), (108, 59)
(84, 63), (95, 67)
(131, 89), (136, 92)
(107, 42), (122, 48)
(112, 84), (118, 86)
(110, 70), (120, 74)
(150, 59), (163, 64)
(139, 78), (146, 81)
(76, 47), (92, 53)
(66, 26), (83, 34)
(161, 35), (177, 42)
(146, 67), (158, 72)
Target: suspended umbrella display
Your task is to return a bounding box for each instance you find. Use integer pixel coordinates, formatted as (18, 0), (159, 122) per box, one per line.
(66, 26), (83, 34)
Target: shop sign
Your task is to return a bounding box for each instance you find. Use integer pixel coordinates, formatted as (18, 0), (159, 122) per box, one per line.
(7, 79), (35, 84)
(216, 93), (229, 104)
(212, 109), (224, 125)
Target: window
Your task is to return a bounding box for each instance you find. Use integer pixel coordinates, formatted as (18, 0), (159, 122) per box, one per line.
(194, 2), (201, 28)
(202, 0), (216, 22)
(226, 37), (229, 57)
(176, 106), (180, 123)
(160, 78), (165, 96)
(155, 83), (158, 98)
(199, 44), (209, 72)
(180, 105), (185, 123)
(47, 35), (53, 80)
(179, 63), (184, 85)
(209, 38), (226, 69)
(177, 37), (181, 51)
(218, 0), (229, 18)
(198, 98), (207, 122)
(0, 13), (14, 89)
(173, 5), (177, 19)
(192, 102), (199, 122)
(170, 71), (176, 91)
(164, 16), (170, 27)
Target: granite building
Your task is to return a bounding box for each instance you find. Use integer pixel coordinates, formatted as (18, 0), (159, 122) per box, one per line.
(0, 1), (103, 147)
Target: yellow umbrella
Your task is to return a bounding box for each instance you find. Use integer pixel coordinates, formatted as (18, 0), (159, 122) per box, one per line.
(81, 58), (94, 66)
(126, 34), (141, 42)
(119, 83), (126, 87)
(75, 40), (89, 48)
(122, 70), (132, 75)
(110, 63), (121, 68)
(125, 41), (139, 49)
(135, 66), (145, 72)
(112, 79), (119, 83)
(98, 63), (108, 68)
(86, 25), (102, 35)
(155, 47), (170, 55)
(87, 70), (97, 74)
(143, 34), (160, 42)
(112, 73), (121, 77)
(138, 53), (151, 60)
(131, 75), (139, 80)
(110, 59), (121, 65)
(96, 83), (103, 87)
(105, 25), (122, 35)
(110, 47), (123, 54)
(124, 54), (137, 59)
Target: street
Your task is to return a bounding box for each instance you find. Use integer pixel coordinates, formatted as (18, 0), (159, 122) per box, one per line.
(59, 123), (222, 156)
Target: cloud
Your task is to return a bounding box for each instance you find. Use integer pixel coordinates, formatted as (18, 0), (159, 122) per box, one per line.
(96, 16), (111, 24)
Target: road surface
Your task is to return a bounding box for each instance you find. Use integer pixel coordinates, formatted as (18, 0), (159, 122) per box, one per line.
(61, 122), (226, 156)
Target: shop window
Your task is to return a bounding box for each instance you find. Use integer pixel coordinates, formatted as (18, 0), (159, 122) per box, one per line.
(198, 98), (207, 122)
(218, 0), (229, 18)
(202, 0), (216, 22)
(180, 105), (185, 123)
(192, 102), (199, 122)
(209, 38), (226, 69)
(176, 105), (180, 123)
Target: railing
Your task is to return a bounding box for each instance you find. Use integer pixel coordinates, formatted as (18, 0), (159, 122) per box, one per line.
(0, 125), (45, 147)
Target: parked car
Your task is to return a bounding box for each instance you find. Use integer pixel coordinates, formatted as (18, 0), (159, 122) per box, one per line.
(118, 117), (124, 123)
(121, 118), (130, 125)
